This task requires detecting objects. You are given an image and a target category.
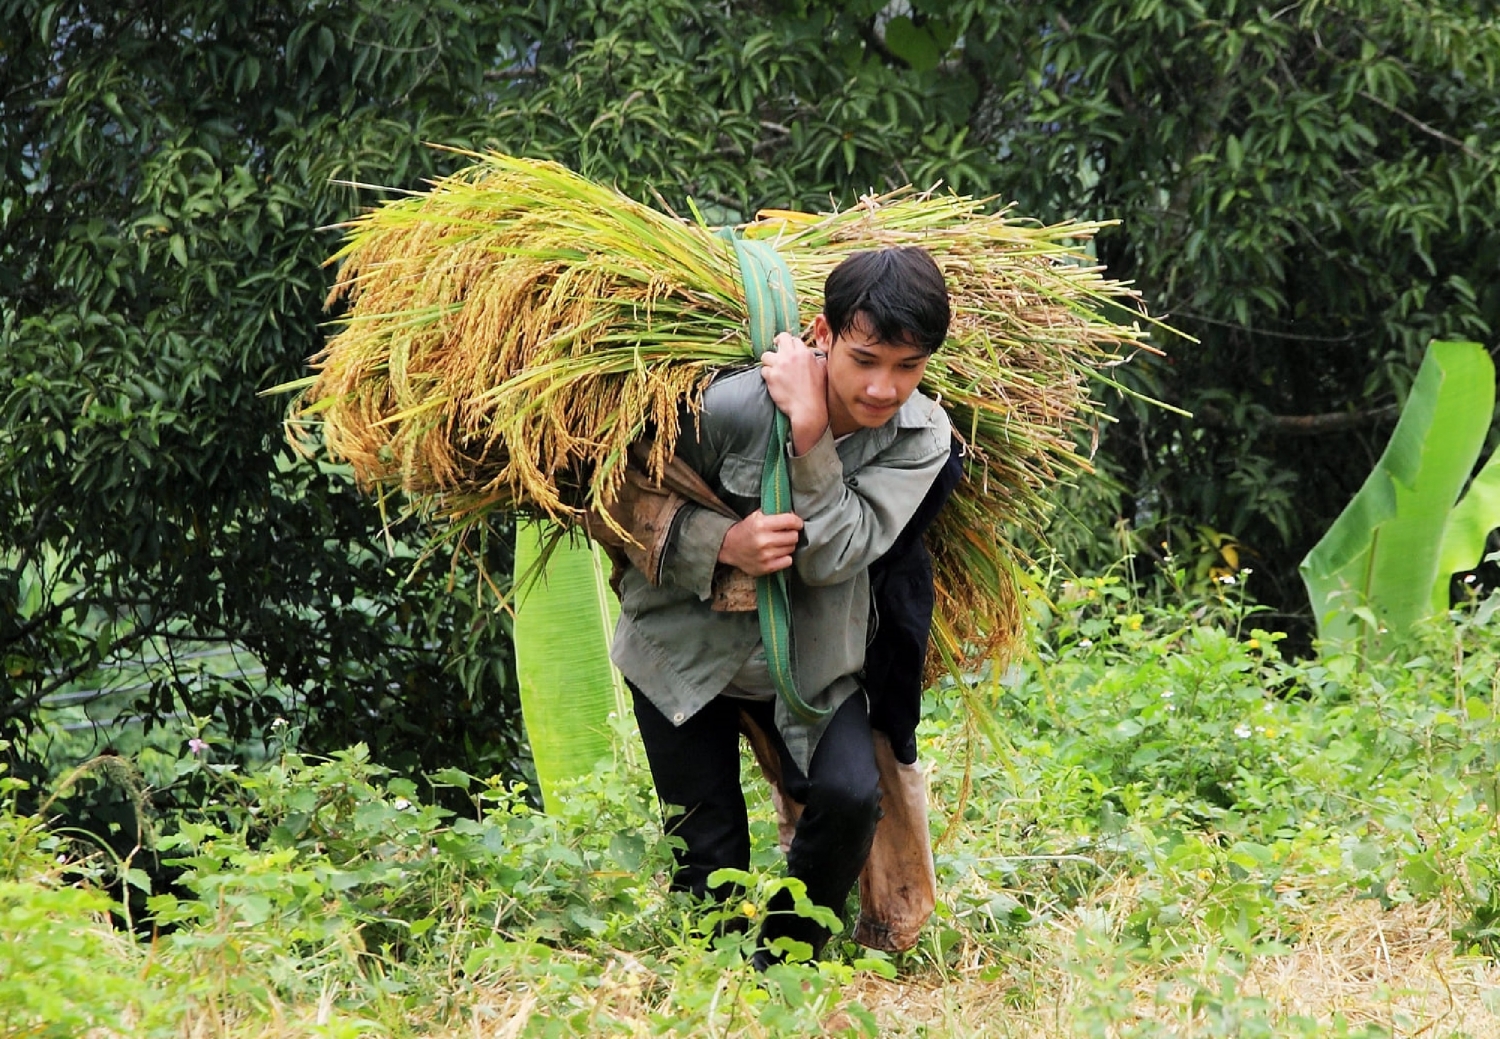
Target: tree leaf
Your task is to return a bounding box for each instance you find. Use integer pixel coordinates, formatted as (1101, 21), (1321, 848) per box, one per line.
(1433, 436), (1500, 612)
(1299, 340), (1494, 651)
(883, 17), (942, 73)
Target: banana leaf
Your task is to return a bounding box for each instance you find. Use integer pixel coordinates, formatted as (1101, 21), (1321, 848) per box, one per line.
(1299, 340), (1495, 652)
(512, 520), (625, 811)
(1434, 444), (1500, 611)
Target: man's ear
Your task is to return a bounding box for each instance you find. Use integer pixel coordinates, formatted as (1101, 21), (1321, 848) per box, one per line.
(810, 313), (833, 350)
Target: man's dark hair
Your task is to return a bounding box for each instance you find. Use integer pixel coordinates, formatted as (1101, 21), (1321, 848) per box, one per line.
(823, 247), (950, 354)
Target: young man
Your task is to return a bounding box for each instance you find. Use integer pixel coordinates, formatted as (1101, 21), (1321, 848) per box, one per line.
(609, 246), (953, 964)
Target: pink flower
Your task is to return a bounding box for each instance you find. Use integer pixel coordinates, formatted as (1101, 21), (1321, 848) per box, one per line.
(188, 738), (208, 755)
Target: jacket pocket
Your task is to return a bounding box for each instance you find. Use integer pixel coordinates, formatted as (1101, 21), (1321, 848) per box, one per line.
(718, 450), (763, 502)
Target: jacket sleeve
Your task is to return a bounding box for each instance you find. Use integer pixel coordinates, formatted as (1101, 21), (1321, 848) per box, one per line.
(656, 506), (738, 600)
(788, 406), (952, 587)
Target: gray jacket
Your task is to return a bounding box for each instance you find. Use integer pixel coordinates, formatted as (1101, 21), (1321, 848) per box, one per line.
(610, 367), (952, 769)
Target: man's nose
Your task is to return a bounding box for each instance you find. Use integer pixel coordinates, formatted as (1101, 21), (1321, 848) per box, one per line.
(868, 372), (898, 401)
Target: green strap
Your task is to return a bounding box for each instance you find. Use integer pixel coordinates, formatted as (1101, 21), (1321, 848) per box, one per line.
(718, 232), (829, 722)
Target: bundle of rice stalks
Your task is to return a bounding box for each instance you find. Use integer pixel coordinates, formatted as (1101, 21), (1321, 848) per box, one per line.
(288, 150), (1156, 671)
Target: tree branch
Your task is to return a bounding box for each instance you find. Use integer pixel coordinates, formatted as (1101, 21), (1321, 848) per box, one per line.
(26, 616), (166, 708)
(1358, 89), (1487, 163)
(1173, 309), (1361, 343)
(483, 65), (539, 82)
(1196, 402), (1400, 435)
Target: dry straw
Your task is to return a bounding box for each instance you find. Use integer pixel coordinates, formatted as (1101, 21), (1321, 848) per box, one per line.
(288, 151), (1157, 672)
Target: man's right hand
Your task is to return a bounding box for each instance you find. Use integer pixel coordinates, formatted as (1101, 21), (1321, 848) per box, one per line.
(717, 509), (805, 576)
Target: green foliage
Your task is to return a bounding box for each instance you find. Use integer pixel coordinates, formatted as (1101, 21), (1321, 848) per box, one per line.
(1, 0), (529, 785)
(968, 1), (1500, 616)
(8, 580), (1500, 1035)
(980, 568), (1500, 968)
(1437, 443), (1500, 606)
(1300, 339), (1499, 650)
(0, 881), (145, 1037)
(492, 0), (997, 212)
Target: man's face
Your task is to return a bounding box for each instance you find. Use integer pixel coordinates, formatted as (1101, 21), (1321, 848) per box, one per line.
(812, 313), (931, 437)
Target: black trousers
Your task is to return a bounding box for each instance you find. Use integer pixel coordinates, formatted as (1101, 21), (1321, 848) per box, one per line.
(630, 684), (881, 955)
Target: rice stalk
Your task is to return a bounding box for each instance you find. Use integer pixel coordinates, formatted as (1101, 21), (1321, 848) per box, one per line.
(289, 150), (1160, 673)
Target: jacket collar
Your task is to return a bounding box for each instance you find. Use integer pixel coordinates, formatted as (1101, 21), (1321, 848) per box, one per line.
(835, 389), (941, 468)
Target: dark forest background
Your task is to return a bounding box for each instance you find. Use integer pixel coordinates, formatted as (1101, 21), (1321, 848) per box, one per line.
(4, 0), (1498, 784)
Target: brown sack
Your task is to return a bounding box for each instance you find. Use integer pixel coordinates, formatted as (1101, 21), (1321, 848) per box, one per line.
(850, 731), (937, 952)
(581, 441), (757, 611)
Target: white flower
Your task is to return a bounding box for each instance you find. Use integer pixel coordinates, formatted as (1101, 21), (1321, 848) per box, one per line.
(1234, 724), (1252, 739)
(393, 797), (412, 811)
(1078, 638), (1093, 648)
(1160, 689), (1174, 699)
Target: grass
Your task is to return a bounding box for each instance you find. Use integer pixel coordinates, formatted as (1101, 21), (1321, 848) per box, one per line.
(6, 571), (1500, 1037)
